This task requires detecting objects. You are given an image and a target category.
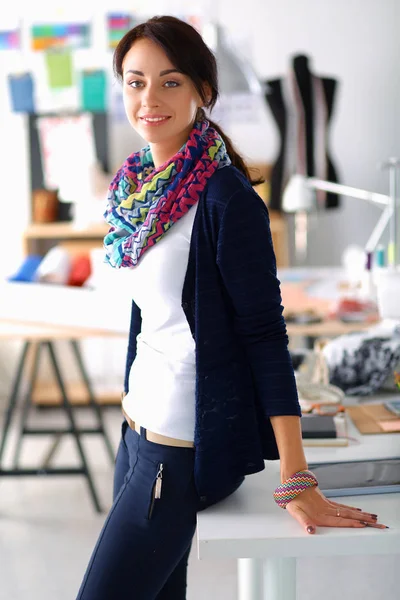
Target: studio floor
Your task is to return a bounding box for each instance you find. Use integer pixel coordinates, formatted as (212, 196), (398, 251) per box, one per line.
(0, 406), (398, 600)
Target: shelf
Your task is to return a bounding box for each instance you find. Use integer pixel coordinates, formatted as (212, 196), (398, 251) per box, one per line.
(24, 222), (109, 239)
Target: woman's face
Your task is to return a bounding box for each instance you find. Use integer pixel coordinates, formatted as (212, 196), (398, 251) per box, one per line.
(122, 37), (203, 161)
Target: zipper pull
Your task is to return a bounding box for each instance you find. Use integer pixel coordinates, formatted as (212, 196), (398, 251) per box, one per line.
(154, 463), (163, 499)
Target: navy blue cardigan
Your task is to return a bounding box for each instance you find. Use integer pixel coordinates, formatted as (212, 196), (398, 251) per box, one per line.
(123, 166), (301, 501)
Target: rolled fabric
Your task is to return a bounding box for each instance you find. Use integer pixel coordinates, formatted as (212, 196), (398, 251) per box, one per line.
(35, 246), (71, 285)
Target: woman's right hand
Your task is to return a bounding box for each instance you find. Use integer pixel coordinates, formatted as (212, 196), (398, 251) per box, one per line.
(286, 486), (389, 534)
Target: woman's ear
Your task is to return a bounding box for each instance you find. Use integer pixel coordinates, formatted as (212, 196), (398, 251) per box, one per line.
(202, 82), (212, 107)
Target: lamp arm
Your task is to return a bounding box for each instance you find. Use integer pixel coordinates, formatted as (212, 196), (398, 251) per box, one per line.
(307, 178), (390, 207)
(364, 205), (393, 253)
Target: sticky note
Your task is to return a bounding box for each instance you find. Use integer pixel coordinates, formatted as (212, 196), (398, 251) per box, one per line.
(8, 73), (35, 113)
(81, 70), (107, 112)
(45, 51), (73, 89)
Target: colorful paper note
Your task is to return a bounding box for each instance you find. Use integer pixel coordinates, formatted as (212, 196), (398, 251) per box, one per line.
(0, 29), (20, 50)
(8, 73), (35, 113)
(45, 51), (73, 89)
(81, 70), (107, 112)
(107, 13), (134, 49)
(32, 23), (90, 51)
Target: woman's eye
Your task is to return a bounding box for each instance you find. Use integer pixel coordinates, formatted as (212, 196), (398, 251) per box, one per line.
(129, 80), (144, 88)
(164, 80), (179, 88)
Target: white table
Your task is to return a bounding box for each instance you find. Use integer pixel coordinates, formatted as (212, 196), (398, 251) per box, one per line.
(196, 399), (400, 600)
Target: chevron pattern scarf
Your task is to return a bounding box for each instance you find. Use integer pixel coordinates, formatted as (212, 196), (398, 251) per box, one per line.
(104, 119), (231, 268)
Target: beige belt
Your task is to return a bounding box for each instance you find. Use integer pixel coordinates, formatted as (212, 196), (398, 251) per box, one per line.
(121, 407), (194, 449)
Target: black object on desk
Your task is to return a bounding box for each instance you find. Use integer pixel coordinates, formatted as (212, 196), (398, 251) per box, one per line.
(301, 415), (337, 439)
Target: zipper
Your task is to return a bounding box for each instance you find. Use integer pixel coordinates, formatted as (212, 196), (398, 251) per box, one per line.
(148, 463), (163, 520)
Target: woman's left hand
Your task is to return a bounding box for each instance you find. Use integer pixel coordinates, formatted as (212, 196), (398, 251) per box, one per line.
(285, 486), (388, 534)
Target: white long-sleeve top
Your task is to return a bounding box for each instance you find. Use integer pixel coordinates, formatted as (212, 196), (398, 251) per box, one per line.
(122, 203), (198, 442)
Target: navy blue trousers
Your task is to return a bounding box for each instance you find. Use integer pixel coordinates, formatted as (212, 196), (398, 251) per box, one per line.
(76, 420), (243, 599)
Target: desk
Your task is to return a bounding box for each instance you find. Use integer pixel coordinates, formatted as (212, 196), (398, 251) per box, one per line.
(280, 268), (380, 340)
(196, 399), (400, 600)
(0, 319), (125, 512)
(286, 318), (373, 338)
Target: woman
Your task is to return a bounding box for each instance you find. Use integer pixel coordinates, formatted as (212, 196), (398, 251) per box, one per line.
(77, 15), (384, 600)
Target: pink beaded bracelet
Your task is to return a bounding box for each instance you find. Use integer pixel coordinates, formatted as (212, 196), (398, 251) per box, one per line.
(273, 469), (318, 509)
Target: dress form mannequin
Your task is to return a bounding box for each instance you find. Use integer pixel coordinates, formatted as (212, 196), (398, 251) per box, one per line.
(265, 54), (340, 212)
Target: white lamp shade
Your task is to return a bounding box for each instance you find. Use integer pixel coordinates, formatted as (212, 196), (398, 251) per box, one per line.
(282, 174), (317, 213)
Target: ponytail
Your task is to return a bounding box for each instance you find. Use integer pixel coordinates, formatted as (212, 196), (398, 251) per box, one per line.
(207, 117), (264, 186)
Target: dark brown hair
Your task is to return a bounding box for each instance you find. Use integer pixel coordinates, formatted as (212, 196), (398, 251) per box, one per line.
(113, 15), (263, 185)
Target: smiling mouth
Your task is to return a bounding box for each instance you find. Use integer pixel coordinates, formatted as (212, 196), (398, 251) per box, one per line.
(140, 116), (171, 124)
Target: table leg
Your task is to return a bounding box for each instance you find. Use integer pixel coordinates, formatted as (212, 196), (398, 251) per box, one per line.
(263, 557), (296, 600)
(237, 557), (296, 600)
(13, 343), (42, 467)
(69, 340), (115, 464)
(46, 341), (102, 513)
(238, 558), (264, 600)
(0, 341), (30, 466)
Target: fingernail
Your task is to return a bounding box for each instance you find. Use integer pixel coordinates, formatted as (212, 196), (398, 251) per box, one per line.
(307, 526), (315, 534)
(370, 514), (378, 518)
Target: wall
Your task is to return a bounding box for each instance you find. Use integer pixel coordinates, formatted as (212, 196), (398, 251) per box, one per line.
(1, 0), (399, 270)
(216, 0), (400, 266)
(0, 0), (399, 395)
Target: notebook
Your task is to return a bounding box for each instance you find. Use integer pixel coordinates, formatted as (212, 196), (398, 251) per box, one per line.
(301, 414), (348, 446)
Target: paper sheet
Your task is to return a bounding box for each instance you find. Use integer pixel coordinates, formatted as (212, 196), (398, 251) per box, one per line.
(45, 51), (73, 89)
(81, 70), (107, 112)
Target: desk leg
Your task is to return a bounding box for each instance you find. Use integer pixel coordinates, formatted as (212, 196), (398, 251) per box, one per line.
(0, 341), (30, 465)
(238, 558), (263, 600)
(237, 557), (296, 600)
(13, 343), (42, 467)
(46, 342), (102, 513)
(263, 557), (296, 600)
(69, 340), (115, 464)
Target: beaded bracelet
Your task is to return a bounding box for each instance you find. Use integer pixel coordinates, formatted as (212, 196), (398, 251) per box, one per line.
(273, 469), (318, 509)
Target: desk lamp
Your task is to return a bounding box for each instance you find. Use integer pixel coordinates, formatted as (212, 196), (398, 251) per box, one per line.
(202, 22), (263, 95)
(282, 158), (400, 318)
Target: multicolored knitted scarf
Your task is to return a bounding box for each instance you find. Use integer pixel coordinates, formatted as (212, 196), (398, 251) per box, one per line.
(104, 119), (231, 268)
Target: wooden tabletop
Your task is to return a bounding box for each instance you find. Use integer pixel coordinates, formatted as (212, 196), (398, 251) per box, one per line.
(280, 280), (379, 337)
(286, 318), (376, 338)
(0, 316), (375, 342)
(0, 319), (127, 341)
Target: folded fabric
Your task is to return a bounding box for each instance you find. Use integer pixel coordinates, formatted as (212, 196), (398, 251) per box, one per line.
(67, 255), (91, 287)
(35, 246), (71, 285)
(8, 255), (43, 282)
(323, 320), (400, 395)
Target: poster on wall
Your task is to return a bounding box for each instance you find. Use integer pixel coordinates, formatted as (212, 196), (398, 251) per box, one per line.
(107, 13), (135, 50)
(8, 73), (35, 112)
(0, 28), (20, 50)
(31, 21), (91, 51)
(0, 14), (20, 50)
(45, 52), (74, 89)
(37, 114), (96, 191)
(80, 69), (107, 112)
